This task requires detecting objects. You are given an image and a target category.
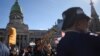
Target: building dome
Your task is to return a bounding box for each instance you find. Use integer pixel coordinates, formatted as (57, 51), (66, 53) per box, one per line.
(11, 0), (21, 12)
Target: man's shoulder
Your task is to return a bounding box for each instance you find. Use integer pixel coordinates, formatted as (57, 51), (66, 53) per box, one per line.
(89, 33), (98, 36)
(62, 32), (100, 41)
(85, 32), (100, 38)
(87, 32), (100, 40)
(64, 31), (81, 37)
(60, 32), (81, 42)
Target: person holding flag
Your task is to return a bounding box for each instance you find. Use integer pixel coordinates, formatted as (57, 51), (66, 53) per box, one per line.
(8, 27), (17, 56)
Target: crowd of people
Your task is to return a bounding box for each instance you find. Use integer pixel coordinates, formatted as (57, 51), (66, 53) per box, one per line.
(5, 38), (56, 56)
(1, 7), (100, 56)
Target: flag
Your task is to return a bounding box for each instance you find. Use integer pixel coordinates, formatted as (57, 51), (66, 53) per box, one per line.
(8, 27), (16, 45)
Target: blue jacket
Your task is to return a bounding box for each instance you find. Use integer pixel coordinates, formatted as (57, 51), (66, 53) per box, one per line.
(56, 31), (100, 56)
(0, 42), (9, 56)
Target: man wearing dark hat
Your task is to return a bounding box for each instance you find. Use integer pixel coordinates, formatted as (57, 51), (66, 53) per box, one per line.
(56, 7), (100, 56)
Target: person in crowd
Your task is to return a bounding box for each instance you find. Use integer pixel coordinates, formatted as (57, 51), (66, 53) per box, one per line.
(34, 38), (48, 56)
(22, 47), (31, 56)
(19, 48), (24, 56)
(0, 37), (10, 56)
(43, 43), (51, 56)
(56, 7), (100, 56)
(46, 43), (55, 56)
(27, 46), (32, 56)
(10, 47), (19, 56)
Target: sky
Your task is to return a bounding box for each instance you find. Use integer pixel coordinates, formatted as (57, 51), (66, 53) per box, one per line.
(0, 0), (100, 30)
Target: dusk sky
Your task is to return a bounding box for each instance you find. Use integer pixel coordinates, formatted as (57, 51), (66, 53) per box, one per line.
(0, 0), (100, 30)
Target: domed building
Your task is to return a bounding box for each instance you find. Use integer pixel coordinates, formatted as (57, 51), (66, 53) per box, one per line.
(0, 0), (47, 48)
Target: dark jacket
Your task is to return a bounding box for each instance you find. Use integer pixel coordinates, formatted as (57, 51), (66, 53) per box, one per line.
(56, 31), (100, 56)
